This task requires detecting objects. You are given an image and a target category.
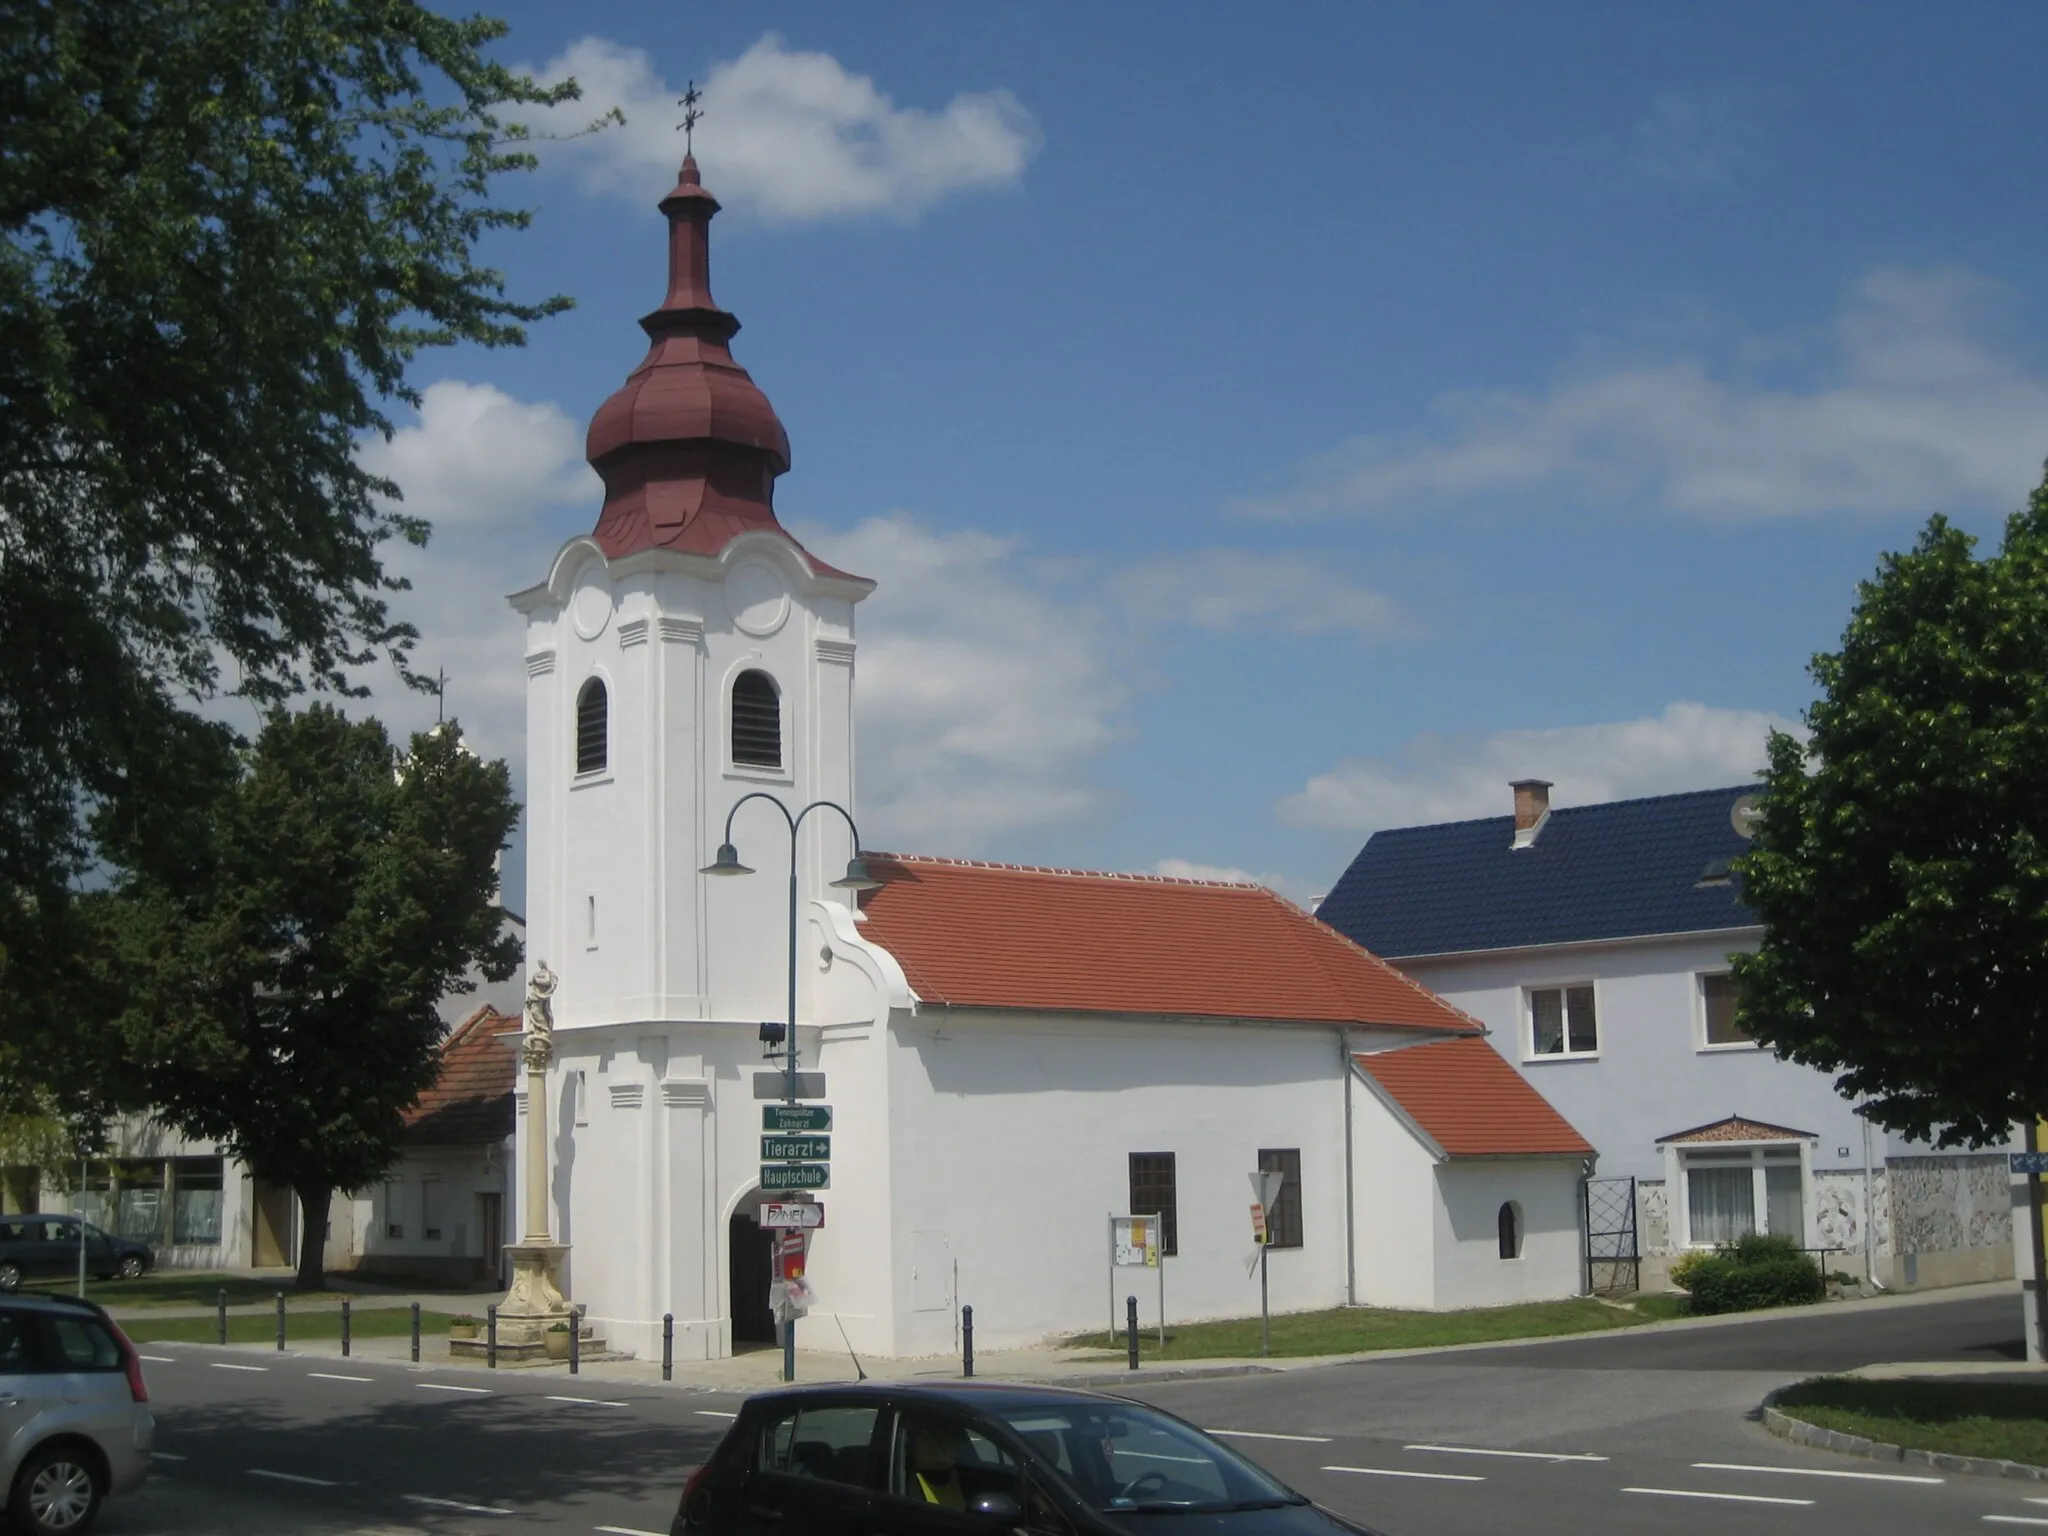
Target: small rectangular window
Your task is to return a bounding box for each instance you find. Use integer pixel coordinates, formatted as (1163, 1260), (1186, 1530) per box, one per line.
(1128, 1152), (1178, 1256)
(1256, 1148), (1302, 1249)
(1529, 985), (1598, 1057)
(1700, 972), (1750, 1047)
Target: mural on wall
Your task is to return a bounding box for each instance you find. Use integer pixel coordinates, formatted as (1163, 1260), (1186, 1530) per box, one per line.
(1889, 1155), (2011, 1257)
(1637, 1180), (1670, 1255)
(1811, 1168), (1891, 1266)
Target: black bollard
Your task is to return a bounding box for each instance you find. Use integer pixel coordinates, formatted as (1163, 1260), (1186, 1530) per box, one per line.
(341, 1298), (351, 1358)
(216, 1288), (227, 1346)
(487, 1304), (498, 1369)
(662, 1313), (674, 1383)
(410, 1301), (420, 1363)
(569, 1305), (582, 1375)
(275, 1291), (286, 1352)
(962, 1304), (975, 1379)
(1126, 1295), (1140, 1370)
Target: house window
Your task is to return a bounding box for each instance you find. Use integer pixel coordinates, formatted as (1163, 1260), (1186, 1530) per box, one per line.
(1257, 1148), (1302, 1249)
(1528, 985), (1598, 1057)
(575, 678), (608, 774)
(383, 1181), (403, 1241)
(1498, 1201), (1523, 1260)
(1683, 1147), (1804, 1246)
(732, 670), (782, 769)
(1129, 1152), (1177, 1256)
(1699, 972), (1751, 1048)
(421, 1180), (442, 1242)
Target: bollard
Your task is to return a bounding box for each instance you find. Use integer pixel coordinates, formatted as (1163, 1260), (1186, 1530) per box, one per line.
(569, 1305), (582, 1375)
(962, 1304), (975, 1379)
(216, 1288), (227, 1346)
(410, 1301), (420, 1363)
(275, 1291), (286, 1352)
(1125, 1295), (1139, 1371)
(487, 1304), (498, 1370)
(662, 1314), (674, 1383)
(341, 1298), (351, 1358)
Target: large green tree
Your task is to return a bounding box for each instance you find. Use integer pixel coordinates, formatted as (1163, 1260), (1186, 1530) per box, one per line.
(0, 0), (585, 1097)
(1734, 463), (2048, 1147)
(99, 706), (519, 1289)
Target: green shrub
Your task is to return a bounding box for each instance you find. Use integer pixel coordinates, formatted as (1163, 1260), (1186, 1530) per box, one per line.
(1727, 1232), (1805, 1265)
(1668, 1249), (1713, 1292)
(1685, 1252), (1825, 1315)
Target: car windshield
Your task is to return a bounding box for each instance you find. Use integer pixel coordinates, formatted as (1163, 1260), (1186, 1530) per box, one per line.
(990, 1401), (1304, 1514)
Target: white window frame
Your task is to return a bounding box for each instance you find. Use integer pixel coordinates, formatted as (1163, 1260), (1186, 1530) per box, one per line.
(1695, 970), (1757, 1053)
(1668, 1140), (1811, 1249)
(1523, 981), (1600, 1062)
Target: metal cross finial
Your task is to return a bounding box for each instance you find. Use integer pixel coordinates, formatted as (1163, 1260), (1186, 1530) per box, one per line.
(434, 666), (447, 725)
(679, 80), (703, 154)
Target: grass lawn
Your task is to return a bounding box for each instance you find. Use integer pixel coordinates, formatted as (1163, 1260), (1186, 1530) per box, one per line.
(1623, 1292), (1692, 1322)
(1775, 1378), (2048, 1466)
(24, 1273), (361, 1309)
(120, 1309), (463, 1345)
(1062, 1297), (1647, 1360)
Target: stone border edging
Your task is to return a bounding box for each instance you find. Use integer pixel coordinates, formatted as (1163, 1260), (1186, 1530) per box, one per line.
(1760, 1385), (2048, 1482)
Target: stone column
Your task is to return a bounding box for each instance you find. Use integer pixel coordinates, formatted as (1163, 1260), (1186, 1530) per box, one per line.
(494, 961), (571, 1347)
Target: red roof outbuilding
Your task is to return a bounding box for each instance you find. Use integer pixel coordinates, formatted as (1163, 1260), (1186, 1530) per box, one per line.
(1354, 1037), (1594, 1158)
(404, 1006), (520, 1147)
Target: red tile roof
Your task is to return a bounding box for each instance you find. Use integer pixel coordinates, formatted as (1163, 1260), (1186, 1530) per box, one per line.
(855, 854), (1483, 1033)
(404, 1005), (519, 1146)
(1656, 1115), (1813, 1144)
(1355, 1038), (1594, 1157)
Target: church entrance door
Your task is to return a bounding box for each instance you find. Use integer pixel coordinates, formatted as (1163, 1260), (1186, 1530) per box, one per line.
(727, 1210), (776, 1343)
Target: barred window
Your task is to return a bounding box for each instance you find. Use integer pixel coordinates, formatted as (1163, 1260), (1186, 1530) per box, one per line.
(1128, 1152), (1177, 1256)
(732, 670), (782, 769)
(575, 678), (608, 774)
(1257, 1147), (1302, 1249)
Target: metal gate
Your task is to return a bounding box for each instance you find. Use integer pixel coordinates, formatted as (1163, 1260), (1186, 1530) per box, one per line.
(1583, 1175), (1639, 1295)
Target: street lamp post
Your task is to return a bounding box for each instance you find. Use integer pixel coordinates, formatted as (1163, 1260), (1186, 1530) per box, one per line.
(702, 794), (878, 1383)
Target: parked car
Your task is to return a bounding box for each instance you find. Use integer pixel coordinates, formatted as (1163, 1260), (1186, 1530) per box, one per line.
(671, 1381), (1385, 1535)
(0, 1291), (152, 1534)
(0, 1218), (152, 1292)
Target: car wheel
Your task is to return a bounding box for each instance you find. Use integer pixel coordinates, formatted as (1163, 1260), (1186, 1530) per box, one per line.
(0, 1262), (20, 1292)
(116, 1256), (144, 1281)
(10, 1443), (104, 1535)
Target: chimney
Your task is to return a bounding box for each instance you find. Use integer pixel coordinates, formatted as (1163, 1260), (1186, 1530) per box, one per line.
(1510, 779), (1552, 849)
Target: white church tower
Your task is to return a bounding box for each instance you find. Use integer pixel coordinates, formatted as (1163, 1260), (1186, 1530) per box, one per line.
(507, 155), (874, 1358)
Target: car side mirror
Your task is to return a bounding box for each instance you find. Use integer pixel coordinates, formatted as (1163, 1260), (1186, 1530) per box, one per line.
(969, 1492), (1022, 1521)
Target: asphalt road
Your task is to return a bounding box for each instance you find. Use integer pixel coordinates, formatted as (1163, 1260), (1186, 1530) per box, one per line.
(99, 1290), (2040, 1536)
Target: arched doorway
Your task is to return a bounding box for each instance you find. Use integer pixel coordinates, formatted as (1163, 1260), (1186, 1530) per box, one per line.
(727, 1209), (777, 1344)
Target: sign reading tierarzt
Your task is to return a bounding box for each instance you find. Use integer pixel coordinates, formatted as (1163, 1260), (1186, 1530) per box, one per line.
(762, 1104), (833, 1133)
(762, 1163), (830, 1191)
(762, 1135), (830, 1162)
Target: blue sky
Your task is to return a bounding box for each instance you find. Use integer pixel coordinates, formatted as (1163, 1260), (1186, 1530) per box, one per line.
(366, 3), (2048, 903)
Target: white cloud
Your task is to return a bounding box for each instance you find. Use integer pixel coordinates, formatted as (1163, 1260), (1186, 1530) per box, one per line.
(1121, 549), (1398, 637)
(1625, 89), (1758, 185)
(514, 35), (1039, 222)
(1278, 701), (1802, 834)
(359, 381), (597, 527)
(1242, 269), (2048, 521)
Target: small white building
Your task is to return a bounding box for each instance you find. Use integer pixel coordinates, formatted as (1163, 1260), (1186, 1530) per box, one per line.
(503, 153), (1595, 1362)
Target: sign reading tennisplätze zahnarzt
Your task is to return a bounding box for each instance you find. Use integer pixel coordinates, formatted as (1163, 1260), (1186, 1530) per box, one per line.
(762, 1104), (832, 1133)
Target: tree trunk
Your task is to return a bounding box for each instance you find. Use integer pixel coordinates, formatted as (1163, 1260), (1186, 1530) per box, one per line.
(293, 1183), (332, 1291)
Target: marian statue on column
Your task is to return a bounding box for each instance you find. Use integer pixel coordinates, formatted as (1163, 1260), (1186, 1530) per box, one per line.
(523, 960), (557, 1071)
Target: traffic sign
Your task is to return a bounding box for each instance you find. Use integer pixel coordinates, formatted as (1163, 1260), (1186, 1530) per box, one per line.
(762, 1135), (830, 1162)
(752, 1071), (826, 1100)
(763, 1104), (833, 1133)
(761, 1202), (825, 1230)
(2012, 1151), (2048, 1175)
(762, 1163), (830, 1191)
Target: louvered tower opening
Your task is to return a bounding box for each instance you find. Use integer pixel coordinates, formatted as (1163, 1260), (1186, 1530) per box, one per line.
(732, 670), (781, 768)
(576, 678), (608, 774)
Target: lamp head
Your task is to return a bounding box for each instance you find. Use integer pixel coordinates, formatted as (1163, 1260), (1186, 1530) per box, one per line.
(700, 842), (754, 877)
(830, 855), (883, 892)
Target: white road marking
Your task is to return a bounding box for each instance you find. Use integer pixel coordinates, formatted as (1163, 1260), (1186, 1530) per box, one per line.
(1210, 1429), (1332, 1444)
(1984, 1519), (2048, 1528)
(1624, 1486), (1815, 1507)
(548, 1394), (629, 1407)
(151, 1453), (186, 1463)
(595, 1528), (666, 1536)
(1693, 1460), (1943, 1485)
(308, 1372), (373, 1384)
(417, 1382), (492, 1395)
(210, 1363), (268, 1373)
(694, 1409), (738, 1419)
(1322, 1465), (1484, 1483)
(138, 1355), (175, 1363)
(248, 1469), (339, 1487)
(1407, 1443), (1609, 1463)
(404, 1494), (514, 1516)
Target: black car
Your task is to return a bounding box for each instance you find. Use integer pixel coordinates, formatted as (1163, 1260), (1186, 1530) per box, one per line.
(0, 1217), (153, 1292)
(672, 1381), (1385, 1536)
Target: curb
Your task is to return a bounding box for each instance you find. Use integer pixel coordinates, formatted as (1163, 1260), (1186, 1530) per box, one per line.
(1760, 1386), (2048, 1483)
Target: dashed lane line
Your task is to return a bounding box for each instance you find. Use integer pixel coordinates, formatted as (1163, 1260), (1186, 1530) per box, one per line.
(210, 1363), (268, 1373)
(548, 1395), (630, 1407)
(138, 1355), (175, 1364)
(1322, 1465), (1484, 1484)
(416, 1382), (492, 1396)
(1984, 1519), (2048, 1528)
(1209, 1430), (1332, 1444)
(1693, 1461), (1943, 1486)
(1623, 1487), (1815, 1507)
(595, 1527), (666, 1536)
(248, 1469), (340, 1488)
(694, 1410), (738, 1420)
(152, 1453), (186, 1463)
(307, 1372), (374, 1384)
(404, 1494), (514, 1517)
(1407, 1444), (1609, 1463)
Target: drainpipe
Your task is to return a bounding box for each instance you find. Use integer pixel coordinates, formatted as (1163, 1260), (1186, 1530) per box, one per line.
(1860, 1109), (1881, 1290)
(1340, 1028), (1356, 1307)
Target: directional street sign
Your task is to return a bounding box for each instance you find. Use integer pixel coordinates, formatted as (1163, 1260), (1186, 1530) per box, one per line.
(762, 1135), (831, 1162)
(2012, 1151), (2048, 1175)
(763, 1104), (833, 1133)
(752, 1072), (826, 1101)
(762, 1163), (830, 1191)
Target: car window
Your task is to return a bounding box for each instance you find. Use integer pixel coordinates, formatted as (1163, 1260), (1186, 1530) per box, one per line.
(888, 1409), (1022, 1512)
(38, 1316), (123, 1372)
(756, 1403), (881, 1489)
(0, 1315), (29, 1372)
(0, 1222), (26, 1243)
(991, 1403), (1297, 1514)
(41, 1220), (76, 1244)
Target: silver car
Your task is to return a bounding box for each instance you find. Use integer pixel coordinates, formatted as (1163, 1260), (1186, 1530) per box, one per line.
(0, 1293), (152, 1534)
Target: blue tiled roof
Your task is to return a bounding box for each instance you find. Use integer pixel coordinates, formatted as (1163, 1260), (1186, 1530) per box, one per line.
(1317, 785), (1761, 959)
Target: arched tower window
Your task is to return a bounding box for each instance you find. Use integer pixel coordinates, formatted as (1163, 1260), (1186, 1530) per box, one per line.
(575, 678), (608, 775)
(1498, 1201), (1523, 1260)
(732, 670), (781, 769)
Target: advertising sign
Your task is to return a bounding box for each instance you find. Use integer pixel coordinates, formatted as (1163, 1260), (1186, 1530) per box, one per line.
(1112, 1215), (1159, 1268)
(761, 1202), (825, 1230)
(1250, 1202), (1269, 1245)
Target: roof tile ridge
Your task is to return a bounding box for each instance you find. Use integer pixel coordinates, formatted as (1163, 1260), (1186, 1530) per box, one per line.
(1284, 893), (1487, 1033)
(869, 851), (1264, 889)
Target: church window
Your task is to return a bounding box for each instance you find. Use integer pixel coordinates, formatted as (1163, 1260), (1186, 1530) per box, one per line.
(1257, 1148), (1302, 1249)
(1128, 1152), (1178, 1256)
(732, 670), (782, 769)
(1498, 1201), (1522, 1260)
(575, 678), (608, 774)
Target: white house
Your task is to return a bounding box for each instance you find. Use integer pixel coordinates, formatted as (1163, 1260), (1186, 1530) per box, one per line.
(502, 153), (1596, 1362)
(1317, 779), (2014, 1292)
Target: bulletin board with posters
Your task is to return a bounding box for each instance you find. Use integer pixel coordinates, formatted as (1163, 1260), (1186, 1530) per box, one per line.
(1108, 1214), (1166, 1346)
